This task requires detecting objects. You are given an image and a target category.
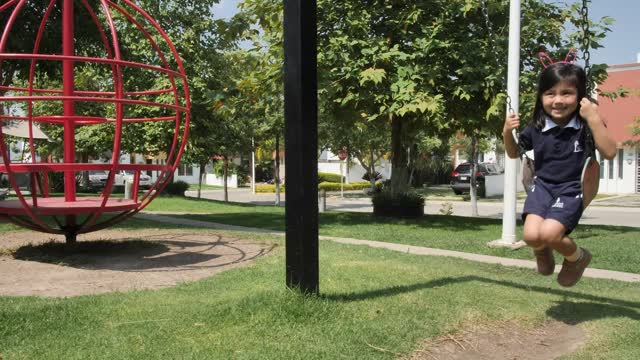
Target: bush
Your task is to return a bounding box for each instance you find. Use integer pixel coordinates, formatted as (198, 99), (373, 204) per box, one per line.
(372, 190), (425, 218)
(362, 171), (383, 182)
(318, 181), (372, 191)
(163, 180), (189, 196)
(256, 184), (285, 193)
(318, 172), (343, 183)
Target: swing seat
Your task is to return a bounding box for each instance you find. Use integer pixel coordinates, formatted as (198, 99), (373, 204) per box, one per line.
(580, 156), (599, 209)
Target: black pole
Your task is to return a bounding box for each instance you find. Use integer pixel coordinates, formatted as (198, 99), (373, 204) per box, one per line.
(283, 0), (319, 294)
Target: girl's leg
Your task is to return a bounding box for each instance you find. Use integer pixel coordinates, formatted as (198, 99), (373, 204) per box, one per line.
(523, 214), (555, 275)
(538, 219), (576, 256)
(523, 214), (545, 248)
(538, 218), (591, 287)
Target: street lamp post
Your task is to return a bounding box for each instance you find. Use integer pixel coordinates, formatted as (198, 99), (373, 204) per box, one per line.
(338, 148), (347, 199)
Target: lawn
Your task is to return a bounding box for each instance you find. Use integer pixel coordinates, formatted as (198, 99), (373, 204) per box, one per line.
(1, 236), (639, 359)
(141, 196), (640, 274)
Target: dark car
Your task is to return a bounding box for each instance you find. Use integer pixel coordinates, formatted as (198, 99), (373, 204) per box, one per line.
(450, 162), (501, 196)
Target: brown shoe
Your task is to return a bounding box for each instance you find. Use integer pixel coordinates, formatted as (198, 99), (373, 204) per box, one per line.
(533, 247), (555, 276)
(557, 248), (592, 287)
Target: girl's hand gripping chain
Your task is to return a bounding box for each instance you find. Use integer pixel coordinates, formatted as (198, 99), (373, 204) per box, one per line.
(503, 112), (520, 134)
(579, 97), (599, 127)
(502, 112), (521, 159)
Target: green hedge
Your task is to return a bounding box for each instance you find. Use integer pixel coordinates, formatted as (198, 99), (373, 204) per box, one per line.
(255, 181), (376, 193)
(163, 180), (190, 196)
(318, 181), (372, 191)
(372, 190), (425, 218)
(318, 172), (343, 183)
(256, 184), (285, 193)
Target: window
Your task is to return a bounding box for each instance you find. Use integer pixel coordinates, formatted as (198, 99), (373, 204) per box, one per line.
(608, 159), (614, 180)
(178, 164), (193, 176)
(618, 149), (624, 179)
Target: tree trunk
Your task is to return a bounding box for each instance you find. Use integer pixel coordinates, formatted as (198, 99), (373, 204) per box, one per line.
(223, 156), (229, 202)
(274, 134), (281, 207)
(81, 153), (89, 188)
(197, 162), (205, 199)
(470, 135), (479, 217)
(368, 148), (376, 190)
(345, 151), (350, 184)
(389, 116), (409, 195)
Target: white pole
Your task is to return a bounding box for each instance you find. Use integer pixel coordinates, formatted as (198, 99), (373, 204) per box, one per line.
(251, 137), (256, 194)
(499, 0), (521, 245)
(340, 160), (344, 199)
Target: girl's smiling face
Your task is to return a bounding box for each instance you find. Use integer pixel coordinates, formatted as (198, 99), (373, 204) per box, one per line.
(542, 80), (579, 125)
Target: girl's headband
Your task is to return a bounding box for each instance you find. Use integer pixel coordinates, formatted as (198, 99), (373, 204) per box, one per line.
(538, 48), (578, 68)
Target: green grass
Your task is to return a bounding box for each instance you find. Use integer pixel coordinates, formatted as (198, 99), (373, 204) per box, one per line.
(141, 197), (640, 274)
(1, 238), (640, 359)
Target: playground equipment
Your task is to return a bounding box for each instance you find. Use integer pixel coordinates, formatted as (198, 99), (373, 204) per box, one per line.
(0, 0), (190, 242)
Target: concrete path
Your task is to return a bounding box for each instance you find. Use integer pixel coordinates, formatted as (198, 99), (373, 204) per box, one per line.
(139, 212), (640, 283)
(186, 189), (640, 228)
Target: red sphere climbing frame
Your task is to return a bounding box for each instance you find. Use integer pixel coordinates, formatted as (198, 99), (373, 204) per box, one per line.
(0, 0), (190, 241)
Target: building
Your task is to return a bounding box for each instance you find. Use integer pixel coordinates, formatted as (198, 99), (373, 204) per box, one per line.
(597, 59), (640, 193)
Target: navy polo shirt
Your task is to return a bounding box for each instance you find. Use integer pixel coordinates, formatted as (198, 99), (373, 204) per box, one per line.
(519, 116), (587, 184)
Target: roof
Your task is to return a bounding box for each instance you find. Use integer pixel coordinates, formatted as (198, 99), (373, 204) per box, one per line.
(1, 121), (50, 140)
(597, 63), (640, 146)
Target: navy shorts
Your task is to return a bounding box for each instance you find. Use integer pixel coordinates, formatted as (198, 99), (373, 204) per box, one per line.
(522, 178), (583, 234)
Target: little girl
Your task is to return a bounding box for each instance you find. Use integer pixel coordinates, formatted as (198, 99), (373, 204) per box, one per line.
(503, 61), (616, 287)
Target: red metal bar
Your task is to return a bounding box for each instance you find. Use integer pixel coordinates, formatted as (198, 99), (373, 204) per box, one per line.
(0, 163), (169, 172)
(132, 171), (140, 202)
(0, 53), (187, 78)
(0, 115), (177, 125)
(0, 95), (189, 112)
(63, 0), (76, 202)
(0, 85), (175, 97)
(0, 0), (19, 13)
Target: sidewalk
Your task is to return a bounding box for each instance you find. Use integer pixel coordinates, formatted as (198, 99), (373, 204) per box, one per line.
(139, 212), (640, 283)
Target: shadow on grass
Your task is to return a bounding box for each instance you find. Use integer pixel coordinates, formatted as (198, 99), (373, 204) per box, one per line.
(13, 239), (168, 266)
(11, 232), (274, 272)
(547, 300), (640, 324)
(323, 275), (640, 322)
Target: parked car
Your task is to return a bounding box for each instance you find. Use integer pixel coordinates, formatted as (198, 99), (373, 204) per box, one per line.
(88, 170), (108, 189)
(88, 170), (153, 189)
(116, 170), (153, 189)
(450, 162), (501, 196)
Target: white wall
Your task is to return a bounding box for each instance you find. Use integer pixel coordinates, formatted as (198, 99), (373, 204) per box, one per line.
(598, 148), (637, 194)
(317, 159), (392, 183)
(205, 173), (238, 188)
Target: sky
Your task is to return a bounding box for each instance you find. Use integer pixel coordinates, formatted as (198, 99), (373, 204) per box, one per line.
(210, 0), (639, 66)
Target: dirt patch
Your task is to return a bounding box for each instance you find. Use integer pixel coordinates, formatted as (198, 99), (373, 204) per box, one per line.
(0, 229), (274, 298)
(405, 320), (586, 360)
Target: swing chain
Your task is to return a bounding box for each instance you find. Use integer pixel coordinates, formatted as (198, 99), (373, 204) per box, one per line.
(580, 0), (592, 94)
(480, 0), (514, 114)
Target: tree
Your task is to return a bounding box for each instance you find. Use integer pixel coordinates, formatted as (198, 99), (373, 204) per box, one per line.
(232, 0), (286, 205)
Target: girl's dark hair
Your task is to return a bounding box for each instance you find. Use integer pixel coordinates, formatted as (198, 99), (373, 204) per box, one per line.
(531, 63), (587, 129)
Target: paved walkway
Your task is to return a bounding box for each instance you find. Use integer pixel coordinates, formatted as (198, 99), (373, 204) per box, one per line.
(139, 212), (640, 283)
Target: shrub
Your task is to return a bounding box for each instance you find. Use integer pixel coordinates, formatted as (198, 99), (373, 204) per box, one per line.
(362, 171), (383, 182)
(318, 172), (342, 183)
(164, 180), (189, 196)
(372, 190), (425, 218)
(318, 181), (371, 191)
(256, 184), (285, 193)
